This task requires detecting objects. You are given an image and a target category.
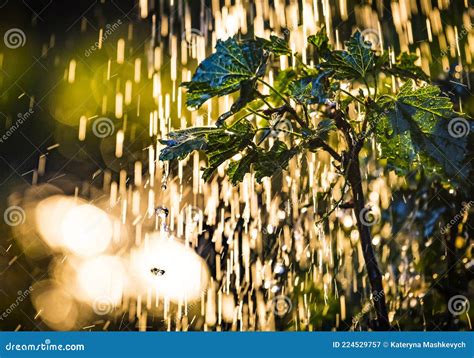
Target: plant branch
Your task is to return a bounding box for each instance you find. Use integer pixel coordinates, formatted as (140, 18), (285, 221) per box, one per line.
(346, 154), (390, 330)
(308, 138), (342, 162)
(256, 92), (274, 109)
(247, 108), (270, 121)
(332, 109), (354, 149)
(228, 111), (255, 128)
(263, 104), (307, 129)
(314, 178), (349, 225)
(257, 78), (291, 107)
(301, 104), (311, 126)
(340, 88), (365, 106)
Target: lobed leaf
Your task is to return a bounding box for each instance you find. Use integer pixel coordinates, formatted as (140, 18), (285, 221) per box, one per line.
(159, 127), (218, 161)
(254, 140), (298, 183)
(181, 36), (268, 110)
(376, 80), (469, 180)
(288, 71), (331, 105)
(202, 120), (256, 181)
(319, 31), (375, 81)
(256, 35), (291, 56)
(308, 26), (331, 59)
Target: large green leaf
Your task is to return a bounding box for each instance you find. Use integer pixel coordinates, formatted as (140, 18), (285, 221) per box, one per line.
(376, 80), (469, 179)
(319, 31), (375, 80)
(181, 36), (268, 109)
(227, 150), (258, 185)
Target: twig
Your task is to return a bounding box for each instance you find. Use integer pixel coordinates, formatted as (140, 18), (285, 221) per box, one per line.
(263, 104), (307, 129)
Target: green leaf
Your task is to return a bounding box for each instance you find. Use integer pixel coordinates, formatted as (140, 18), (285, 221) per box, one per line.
(288, 77), (313, 103)
(228, 150), (259, 185)
(319, 31), (375, 80)
(382, 53), (429, 82)
(160, 121), (257, 182)
(181, 36), (268, 109)
(202, 120), (256, 181)
(257, 35), (291, 56)
(376, 80), (469, 180)
(288, 71), (331, 104)
(308, 26), (331, 59)
(159, 127), (218, 161)
(271, 68), (298, 98)
(315, 118), (336, 141)
(254, 140), (298, 182)
(227, 139), (301, 185)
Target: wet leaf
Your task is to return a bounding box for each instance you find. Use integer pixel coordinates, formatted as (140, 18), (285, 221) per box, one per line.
(308, 26), (331, 59)
(181, 36), (268, 109)
(202, 120), (256, 181)
(376, 80), (469, 180)
(288, 71), (331, 104)
(319, 31), (375, 80)
(159, 127), (218, 161)
(254, 140), (298, 182)
(257, 35), (291, 56)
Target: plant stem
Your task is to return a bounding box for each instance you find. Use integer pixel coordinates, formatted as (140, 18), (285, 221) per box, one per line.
(308, 137), (342, 162)
(347, 154), (390, 330)
(263, 104), (307, 129)
(340, 88), (365, 106)
(247, 108), (269, 121)
(301, 104), (310, 126)
(257, 92), (274, 109)
(255, 127), (305, 138)
(228, 112), (255, 128)
(257, 78), (291, 107)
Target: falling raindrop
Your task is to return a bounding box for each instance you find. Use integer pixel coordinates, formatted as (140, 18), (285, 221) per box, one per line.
(161, 162), (169, 190)
(155, 206), (169, 219)
(274, 261), (286, 275)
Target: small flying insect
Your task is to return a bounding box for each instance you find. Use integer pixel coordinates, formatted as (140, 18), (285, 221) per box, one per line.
(150, 267), (166, 276)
